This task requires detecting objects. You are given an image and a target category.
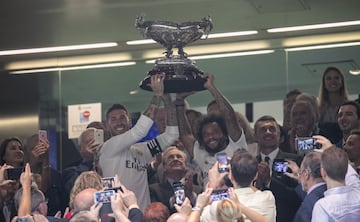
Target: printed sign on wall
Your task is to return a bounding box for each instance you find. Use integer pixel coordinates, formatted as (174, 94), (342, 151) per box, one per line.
(68, 103), (102, 139)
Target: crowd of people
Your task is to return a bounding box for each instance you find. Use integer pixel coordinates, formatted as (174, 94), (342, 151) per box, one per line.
(0, 67), (359, 222)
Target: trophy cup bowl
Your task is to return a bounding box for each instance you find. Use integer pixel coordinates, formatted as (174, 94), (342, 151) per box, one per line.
(136, 16), (213, 93)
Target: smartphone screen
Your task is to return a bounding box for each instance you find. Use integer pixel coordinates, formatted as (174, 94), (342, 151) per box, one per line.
(105, 186), (123, 193)
(216, 152), (229, 173)
(101, 177), (115, 189)
(272, 159), (288, 174)
(38, 130), (47, 141)
(210, 189), (230, 201)
(295, 137), (317, 153)
(7, 167), (25, 180)
(94, 190), (115, 204)
(172, 182), (185, 205)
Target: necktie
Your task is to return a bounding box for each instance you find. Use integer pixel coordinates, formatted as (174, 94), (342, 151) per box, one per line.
(264, 156), (270, 164)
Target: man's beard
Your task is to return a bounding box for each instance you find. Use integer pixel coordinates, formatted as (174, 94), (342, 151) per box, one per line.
(204, 137), (229, 154)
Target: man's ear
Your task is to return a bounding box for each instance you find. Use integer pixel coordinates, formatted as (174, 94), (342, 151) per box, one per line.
(320, 167), (327, 180)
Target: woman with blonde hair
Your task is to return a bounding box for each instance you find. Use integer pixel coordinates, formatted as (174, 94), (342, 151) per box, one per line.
(318, 67), (349, 123)
(68, 171), (103, 211)
(216, 198), (244, 222)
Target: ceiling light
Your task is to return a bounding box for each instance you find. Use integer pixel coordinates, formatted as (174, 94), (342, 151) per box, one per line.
(6, 53), (132, 70)
(349, 69), (360, 75)
(267, 20), (360, 33)
(126, 39), (156, 45)
(189, 50), (274, 60)
(145, 50), (274, 63)
(284, 42), (360, 51)
(0, 42), (118, 56)
(203, 31), (258, 39)
(127, 31), (258, 45)
(10, 62), (136, 74)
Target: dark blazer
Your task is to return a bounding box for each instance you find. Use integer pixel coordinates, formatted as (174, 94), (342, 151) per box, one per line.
(293, 183), (327, 222)
(149, 180), (202, 213)
(257, 150), (303, 222)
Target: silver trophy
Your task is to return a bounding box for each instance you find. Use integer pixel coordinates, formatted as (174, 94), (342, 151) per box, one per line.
(136, 16), (213, 93)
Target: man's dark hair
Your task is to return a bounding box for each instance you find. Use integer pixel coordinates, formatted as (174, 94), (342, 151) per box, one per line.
(339, 101), (360, 119)
(321, 147), (348, 182)
(254, 115), (277, 133)
(196, 115), (228, 146)
(285, 89), (302, 99)
(106, 104), (128, 121)
(230, 149), (258, 187)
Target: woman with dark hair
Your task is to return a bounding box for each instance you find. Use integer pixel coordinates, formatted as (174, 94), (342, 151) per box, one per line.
(0, 137), (24, 222)
(0, 137), (24, 168)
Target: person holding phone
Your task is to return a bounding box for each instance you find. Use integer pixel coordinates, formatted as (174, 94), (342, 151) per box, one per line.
(254, 115), (302, 222)
(63, 127), (104, 198)
(203, 149), (276, 222)
(149, 147), (202, 213)
(0, 137), (25, 222)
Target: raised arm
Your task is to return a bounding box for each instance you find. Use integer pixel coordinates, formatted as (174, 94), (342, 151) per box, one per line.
(18, 163), (32, 217)
(162, 93), (177, 127)
(175, 92), (197, 158)
(149, 93), (179, 156)
(143, 74), (164, 120)
(205, 73), (242, 141)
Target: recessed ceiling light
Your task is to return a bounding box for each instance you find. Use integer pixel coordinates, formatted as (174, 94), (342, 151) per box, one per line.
(0, 42), (118, 56)
(285, 42), (360, 51)
(267, 20), (360, 33)
(126, 31), (258, 45)
(349, 69), (360, 75)
(10, 62), (136, 74)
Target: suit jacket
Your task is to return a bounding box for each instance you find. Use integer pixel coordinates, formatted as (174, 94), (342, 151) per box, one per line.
(149, 180), (202, 213)
(293, 183), (327, 222)
(257, 150), (303, 222)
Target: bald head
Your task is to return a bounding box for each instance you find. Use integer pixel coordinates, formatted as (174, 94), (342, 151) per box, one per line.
(167, 213), (187, 222)
(73, 188), (97, 212)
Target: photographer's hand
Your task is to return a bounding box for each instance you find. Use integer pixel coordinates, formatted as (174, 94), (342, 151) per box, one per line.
(207, 161), (228, 189)
(0, 164), (15, 188)
(119, 185), (139, 210)
(174, 197), (192, 216)
(284, 160), (300, 182)
(313, 135), (334, 151)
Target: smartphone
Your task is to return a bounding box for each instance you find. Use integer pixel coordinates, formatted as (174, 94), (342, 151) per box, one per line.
(105, 186), (123, 193)
(172, 182), (185, 205)
(210, 188), (230, 201)
(93, 129), (104, 144)
(272, 159), (288, 174)
(7, 167), (25, 180)
(295, 137), (318, 153)
(94, 190), (115, 204)
(38, 130), (47, 140)
(101, 177), (115, 189)
(216, 152), (229, 173)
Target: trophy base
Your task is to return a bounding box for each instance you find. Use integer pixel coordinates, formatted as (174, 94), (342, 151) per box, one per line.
(139, 58), (207, 93)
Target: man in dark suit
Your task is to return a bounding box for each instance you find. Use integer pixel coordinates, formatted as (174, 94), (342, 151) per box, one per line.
(149, 147), (202, 213)
(286, 151), (326, 222)
(254, 115), (302, 222)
